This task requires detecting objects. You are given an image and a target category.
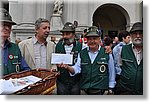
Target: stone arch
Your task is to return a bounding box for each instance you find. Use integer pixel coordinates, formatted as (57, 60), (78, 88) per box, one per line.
(92, 3), (130, 38)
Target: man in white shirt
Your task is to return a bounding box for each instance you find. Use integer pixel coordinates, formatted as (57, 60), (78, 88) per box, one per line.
(58, 26), (116, 95)
(117, 22), (143, 95)
(55, 22), (82, 95)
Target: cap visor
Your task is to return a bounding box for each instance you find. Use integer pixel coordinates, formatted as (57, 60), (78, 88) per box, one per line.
(1, 20), (16, 25)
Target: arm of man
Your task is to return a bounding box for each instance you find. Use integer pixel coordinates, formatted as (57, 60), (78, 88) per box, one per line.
(105, 54), (116, 95)
(56, 63), (75, 74)
(57, 53), (81, 76)
(108, 54), (116, 88)
(21, 57), (31, 70)
(112, 47), (121, 75)
(17, 45), (31, 71)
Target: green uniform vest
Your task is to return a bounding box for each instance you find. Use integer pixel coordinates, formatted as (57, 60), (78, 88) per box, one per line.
(55, 41), (82, 85)
(3, 42), (22, 76)
(80, 47), (109, 90)
(120, 44), (143, 95)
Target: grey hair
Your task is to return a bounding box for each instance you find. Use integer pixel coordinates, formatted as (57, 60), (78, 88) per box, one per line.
(35, 18), (50, 30)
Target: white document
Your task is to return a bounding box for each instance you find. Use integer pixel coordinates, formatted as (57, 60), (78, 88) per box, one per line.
(0, 75), (42, 95)
(51, 53), (73, 64)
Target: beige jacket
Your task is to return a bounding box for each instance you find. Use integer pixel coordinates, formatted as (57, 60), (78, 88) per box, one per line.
(19, 37), (55, 69)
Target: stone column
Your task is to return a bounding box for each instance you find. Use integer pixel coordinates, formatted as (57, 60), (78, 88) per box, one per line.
(36, 0), (47, 18)
(76, 2), (89, 26)
(10, 1), (37, 42)
(22, 3), (36, 23)
(9, 0), (19, 42)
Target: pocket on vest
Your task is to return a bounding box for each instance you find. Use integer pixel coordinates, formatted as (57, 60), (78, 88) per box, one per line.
(120, 74), (131, 85)
(122, 58), (134, 63)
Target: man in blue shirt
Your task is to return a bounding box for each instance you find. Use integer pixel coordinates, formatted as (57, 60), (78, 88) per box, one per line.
(58, 26), (116, 95)
(113, 31), (130, 77)
(0, 8), (30, 76)
(112, 30), (130, 94)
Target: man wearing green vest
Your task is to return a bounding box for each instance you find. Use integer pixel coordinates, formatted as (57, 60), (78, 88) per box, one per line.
(0, 8), (30, 76)
(55, 22), (82, 95)
(58, 26), (116, 95)
(117, 22), (143, 95)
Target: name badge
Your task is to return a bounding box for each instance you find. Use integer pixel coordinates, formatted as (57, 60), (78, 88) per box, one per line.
(81, 62), (88, 65)
(100, 58), (106, 60)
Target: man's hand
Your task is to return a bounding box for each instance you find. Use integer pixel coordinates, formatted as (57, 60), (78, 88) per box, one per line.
(107, 89), (114, 95)
(103, 88), (114, 95)
(56, 63), (69, 69)
(50, 68), (57, 72)
(56, 63), (75, 74)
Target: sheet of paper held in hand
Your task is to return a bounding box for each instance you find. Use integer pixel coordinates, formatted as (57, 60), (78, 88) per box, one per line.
(51, 53), (73, 64)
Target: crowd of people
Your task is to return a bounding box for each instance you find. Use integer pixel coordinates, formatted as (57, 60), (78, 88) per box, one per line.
(0, 8), (143, 95)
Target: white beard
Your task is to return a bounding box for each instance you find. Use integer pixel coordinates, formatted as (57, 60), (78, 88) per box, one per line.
(132, 38), (143, 46)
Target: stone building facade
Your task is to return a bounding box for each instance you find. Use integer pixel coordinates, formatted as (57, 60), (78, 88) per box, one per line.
(2, 0), (143, 42)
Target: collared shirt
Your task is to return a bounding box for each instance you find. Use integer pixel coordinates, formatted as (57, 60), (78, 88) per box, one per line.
(71, 46), (116, 88)
(132, 44), (143, 65)
(1, 40), (30, 71)
(64, 44), (73, 54)
(113, 42), (126, 75)
(87, 46), (100, 64)
(32, 36), (47, 68)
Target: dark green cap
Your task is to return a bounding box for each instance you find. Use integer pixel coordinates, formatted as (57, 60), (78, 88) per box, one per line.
(0, 8), (16, 25)
(85, 26), (100, 37)
(60, 22), (75, 32)
(130, 22), (143, 33)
